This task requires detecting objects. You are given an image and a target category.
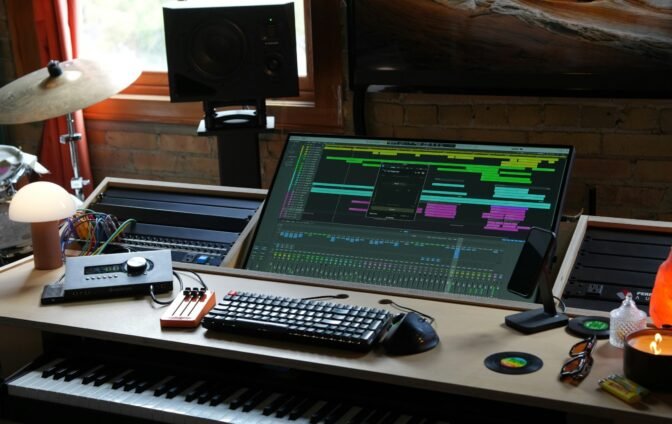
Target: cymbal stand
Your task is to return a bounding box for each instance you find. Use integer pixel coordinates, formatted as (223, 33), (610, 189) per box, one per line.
(59, 112), (89, 200)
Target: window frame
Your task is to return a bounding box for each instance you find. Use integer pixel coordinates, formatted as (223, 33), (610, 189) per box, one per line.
(8, 0), (343, 132)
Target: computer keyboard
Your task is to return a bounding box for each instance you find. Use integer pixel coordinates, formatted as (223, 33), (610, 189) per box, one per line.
(202, 291), (394, 351)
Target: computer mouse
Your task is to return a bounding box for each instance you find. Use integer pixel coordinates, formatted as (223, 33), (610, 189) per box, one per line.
(382, 312), (439, 356)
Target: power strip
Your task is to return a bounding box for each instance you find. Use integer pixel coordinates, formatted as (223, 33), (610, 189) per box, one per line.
(160, 287), (216, 328)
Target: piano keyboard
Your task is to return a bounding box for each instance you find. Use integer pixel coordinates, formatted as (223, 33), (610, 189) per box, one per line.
(5, 355), (446, 424)
(2, 337), (565, 424)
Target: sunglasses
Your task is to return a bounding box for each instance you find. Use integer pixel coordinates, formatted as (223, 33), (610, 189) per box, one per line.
(560, 335), (596, 381)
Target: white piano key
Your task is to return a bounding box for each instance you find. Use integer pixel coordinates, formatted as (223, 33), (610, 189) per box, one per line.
(32, 372), (68, 402)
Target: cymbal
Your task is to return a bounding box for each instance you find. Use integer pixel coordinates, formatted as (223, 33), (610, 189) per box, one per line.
(0, 58), (141, 124)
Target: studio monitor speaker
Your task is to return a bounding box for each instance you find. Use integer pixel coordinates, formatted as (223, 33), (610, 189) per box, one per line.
(163, 1), (299, 103)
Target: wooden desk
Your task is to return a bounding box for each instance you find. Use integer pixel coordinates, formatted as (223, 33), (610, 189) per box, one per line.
(0, 257), (671, 423)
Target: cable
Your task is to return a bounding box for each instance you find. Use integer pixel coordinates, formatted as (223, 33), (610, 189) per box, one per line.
(554, 295), (567, 313)
(92, 218), (136, 255)
(378, 299), (435, 324)
(149, 270), (208, 306)
(301, 294), (349, 301)
(180, 269), (208, 291)
(149, 271), (184, 305)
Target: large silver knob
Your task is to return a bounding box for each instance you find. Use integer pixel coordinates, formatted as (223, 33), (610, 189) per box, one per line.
(126, 256), (148, 275)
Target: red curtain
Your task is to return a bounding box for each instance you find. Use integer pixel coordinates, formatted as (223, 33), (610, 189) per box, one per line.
(33, 0), (93, 198)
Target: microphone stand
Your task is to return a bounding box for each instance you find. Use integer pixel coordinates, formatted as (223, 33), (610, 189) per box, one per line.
(59, 112), (89, 200)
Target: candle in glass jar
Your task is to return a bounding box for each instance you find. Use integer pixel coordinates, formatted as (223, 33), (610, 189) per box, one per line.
(627, 331), (672, 355)
(624, 329), (672, 391)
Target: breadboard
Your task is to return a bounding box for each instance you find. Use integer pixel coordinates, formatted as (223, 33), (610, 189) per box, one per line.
(160, 288), (216, 328)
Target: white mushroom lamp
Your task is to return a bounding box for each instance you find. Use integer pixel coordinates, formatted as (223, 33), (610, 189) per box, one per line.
(9, 181), (76, 270)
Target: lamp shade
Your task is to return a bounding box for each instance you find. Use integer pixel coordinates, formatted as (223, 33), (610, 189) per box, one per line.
(8, 181), (76, 223)
(651, 247), (672, 328)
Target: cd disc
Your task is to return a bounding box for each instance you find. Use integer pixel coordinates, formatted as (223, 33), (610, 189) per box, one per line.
(484, 352), (543, 375)
(567, 316), (610, 339)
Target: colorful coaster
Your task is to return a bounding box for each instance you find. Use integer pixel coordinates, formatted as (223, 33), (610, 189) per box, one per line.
(567, 316), (610, 339)
(484, 352), (543, 375)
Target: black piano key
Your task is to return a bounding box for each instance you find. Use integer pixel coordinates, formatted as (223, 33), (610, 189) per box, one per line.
(166, 377), (192, 399)
(112, 370), (136, 390)
(276, 395), (302, 418)
(184, 381), (207, 402)
(348, 407), (374, 424)
(242, 389), (269, 412)
(380, 412), (402, 424)
(134, 374), (163, 393)
(80, 364), (105, 385)
(263, 393), (291, 416)
(153, 376), (179, 397)
(52, 360), (76, 380)
(197, 381), (223, 404)
(229, 387), (255, 410)
(63, 362), (95, 382)
(310, 401), (339, 424)
(406, 417), (430, 424)
(364, 409), (386, 424)
(94, 367), (126, 387)
(123, 373), (142, 392)
(288, 397), (316, 420)
(41, 359), (68, 379)
(210, 384), (237, 407)
(324, 403), (350, 424)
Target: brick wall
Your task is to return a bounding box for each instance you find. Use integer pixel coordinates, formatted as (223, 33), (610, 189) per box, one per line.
(85, 120), (288, 188)
(359, 92), (672, 221)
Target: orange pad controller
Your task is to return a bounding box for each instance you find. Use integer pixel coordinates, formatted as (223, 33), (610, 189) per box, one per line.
(160, 287), (216, 328)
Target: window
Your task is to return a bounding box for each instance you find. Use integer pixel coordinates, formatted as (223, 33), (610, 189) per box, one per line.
(78, 0), (343, 131)
(79, 0), (307, 76)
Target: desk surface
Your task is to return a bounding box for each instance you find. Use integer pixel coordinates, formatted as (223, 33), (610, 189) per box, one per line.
(1, 257), (671, 423)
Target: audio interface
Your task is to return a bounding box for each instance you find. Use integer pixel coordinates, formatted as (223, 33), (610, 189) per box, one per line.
(41, 249), (173, 304)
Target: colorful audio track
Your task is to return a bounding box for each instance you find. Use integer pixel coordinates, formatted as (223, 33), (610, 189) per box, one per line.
(279, 143), (564, 236)
(246, 135), (573, 301)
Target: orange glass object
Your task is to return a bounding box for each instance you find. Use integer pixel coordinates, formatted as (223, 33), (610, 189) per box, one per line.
(650, 247), (672, 329)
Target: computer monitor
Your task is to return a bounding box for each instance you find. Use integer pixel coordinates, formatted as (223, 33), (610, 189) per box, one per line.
(244, 134), (574, 302)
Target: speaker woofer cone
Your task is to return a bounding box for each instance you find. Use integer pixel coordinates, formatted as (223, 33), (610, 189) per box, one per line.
(190, 21), (246, 80)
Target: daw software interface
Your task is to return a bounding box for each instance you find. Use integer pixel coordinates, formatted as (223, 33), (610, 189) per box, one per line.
(245, 134), (574, 301)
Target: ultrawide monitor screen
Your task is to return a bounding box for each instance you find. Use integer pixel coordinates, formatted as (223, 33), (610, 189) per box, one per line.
(245, 134), (574, 302)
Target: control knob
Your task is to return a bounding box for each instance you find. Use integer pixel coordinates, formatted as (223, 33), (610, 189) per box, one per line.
(126, 256), (148, 275)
